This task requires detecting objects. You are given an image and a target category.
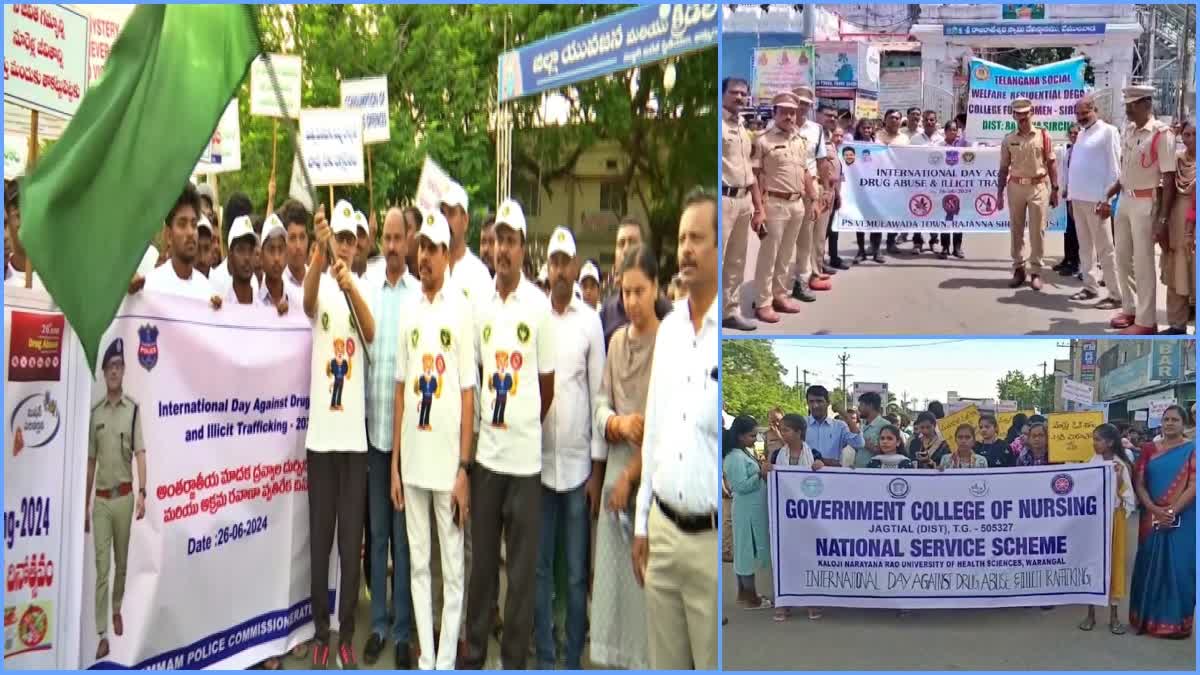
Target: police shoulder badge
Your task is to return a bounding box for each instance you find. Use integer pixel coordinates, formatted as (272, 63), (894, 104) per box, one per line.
(411, 328), (420, 349)
(516, 322), (531, 344)
(440, 328), (452, 350)
(137, 324), (159, 372)
(482, 324), (492, 344)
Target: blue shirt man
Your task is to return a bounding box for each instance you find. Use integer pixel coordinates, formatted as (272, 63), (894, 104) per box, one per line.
(804, 385), (863, 463)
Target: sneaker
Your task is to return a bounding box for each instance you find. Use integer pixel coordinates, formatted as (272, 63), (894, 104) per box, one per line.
(394, 642), (412, 669)
(363, 634), (384, 666)
(312, 641), (331, 670)
(338, 643), (359, 670)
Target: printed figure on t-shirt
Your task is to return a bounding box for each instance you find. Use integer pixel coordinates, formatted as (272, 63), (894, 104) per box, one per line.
(416, 353), (442, 430)
(489, 349), (518, 428)
(327, 337), (351, 410)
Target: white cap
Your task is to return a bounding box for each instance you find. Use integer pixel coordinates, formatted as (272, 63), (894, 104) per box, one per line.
(354, 210), (368, 234)
(227, 215), (259, 248)
(197, 215), (213, 236)
(495, 199), (526, 235)
(580, 260), (600, 284)
(417, 210), (451, 248)
(330, 200), (358, 237)
(262, 213), (286, 242)
(546, 226), (576, 259)
(440, 182), (469, 212)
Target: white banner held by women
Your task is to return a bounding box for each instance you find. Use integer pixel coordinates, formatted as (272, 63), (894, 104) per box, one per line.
(833, 143), (1067, 233)
(768, 464), (1111, 609)
(80, 294), (322, 669)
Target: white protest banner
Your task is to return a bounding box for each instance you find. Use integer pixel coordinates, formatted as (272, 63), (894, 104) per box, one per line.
(84, 4), (134, 85)
(80, 294), (324, 669)
(340, 76), (389, 144)
(415, 156), (455, 214)
(1147, 399), (1176, 429)
(752, 46), (814, 104)
(250, 54), (302, 119)
(4, 5), (89, 118)
(834, 143), (1067, 233)
(768, 464), (1111, 609)
(1060, 379), (1094, 406)
(195, 99), (242, 175)
(287, 153), (315, 213)
(966, 57), (1087, 144)
(3, 288), (91, 669)
(299, 108), (364, 186)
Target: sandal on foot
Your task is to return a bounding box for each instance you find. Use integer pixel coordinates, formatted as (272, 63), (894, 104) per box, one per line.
(1078, 617), (1096, 631)
(808, 608), (823, 620)
(743, 596), (773, 610)
(774, 608), (789, 622)
(1110, 622), (1127, 635)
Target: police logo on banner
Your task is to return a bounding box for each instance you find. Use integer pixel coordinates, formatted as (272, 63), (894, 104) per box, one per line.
(801, 475), (824, 498)
(137, 324), (159, 372)
(1051, 473), (1075, 495)
(888, 477), (910, 499)
(945, 151), (960, 166)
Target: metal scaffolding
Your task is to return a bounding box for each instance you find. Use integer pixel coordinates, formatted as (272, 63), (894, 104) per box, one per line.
(1134, 3), (1195, 118)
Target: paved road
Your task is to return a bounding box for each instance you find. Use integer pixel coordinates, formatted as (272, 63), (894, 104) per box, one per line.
(722, 523), (1195, 671)
(733, 232), (1179, 336)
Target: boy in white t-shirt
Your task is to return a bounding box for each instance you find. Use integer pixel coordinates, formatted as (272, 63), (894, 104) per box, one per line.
(131, 184), (215, 302)
(391, 210), (475, 671)
(302, 199), (376, 669)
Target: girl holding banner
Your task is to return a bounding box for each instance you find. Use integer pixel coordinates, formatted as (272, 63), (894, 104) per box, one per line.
(867, 425), (914, 470)
(723, 416), (772, 612)
(1080, 424), (1136, 635)
(1129, 405), (1196, 639)
(938, 424), (988, 469)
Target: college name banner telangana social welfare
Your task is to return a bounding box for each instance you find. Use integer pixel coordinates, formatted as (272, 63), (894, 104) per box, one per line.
(833, 143), (1067, 233)
(768, 465), (1111, 609)
(967, 57), (1088, 143)
(81, 295), (325, 670)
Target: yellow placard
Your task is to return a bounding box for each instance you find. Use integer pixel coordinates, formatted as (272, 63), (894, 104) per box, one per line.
(1048, 411), (1105, 463)
(996, 410), (1037, 436)
(938, 404), (981, 442)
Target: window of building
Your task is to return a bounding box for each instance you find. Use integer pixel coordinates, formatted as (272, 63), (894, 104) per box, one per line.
(513, 175), (541, 217)
(599, 182), (626, 215)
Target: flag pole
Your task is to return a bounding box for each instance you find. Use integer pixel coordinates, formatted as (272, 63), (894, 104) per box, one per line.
(25, 109), (39, 289)
(269, 118), (278, 212)
(366, 145), (374, 218)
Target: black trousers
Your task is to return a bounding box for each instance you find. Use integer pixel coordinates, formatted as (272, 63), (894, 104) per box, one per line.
(464, 465), (541, 669)
(308, 450), (368, 645)
(1063, 201), (1080, 266)
(826, 202), (842, 263)
(939, 233), (964, 251)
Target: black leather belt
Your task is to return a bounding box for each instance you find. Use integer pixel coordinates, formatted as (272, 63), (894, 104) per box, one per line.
(721, 184), (750, 199)
(656, 498), (716, 533)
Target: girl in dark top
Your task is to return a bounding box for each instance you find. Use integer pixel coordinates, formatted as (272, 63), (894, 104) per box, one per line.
(1005, 413), (1028, 446)
(867, 425), (914, 469)
(1015, 420), (1052, 465)
(907, 412), (950, 468)
(976, 414), (1014, 467)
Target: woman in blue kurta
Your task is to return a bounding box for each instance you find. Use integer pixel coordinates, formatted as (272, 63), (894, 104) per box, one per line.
(1129, 404), (1197, 638)
(723, 415), (772, 610)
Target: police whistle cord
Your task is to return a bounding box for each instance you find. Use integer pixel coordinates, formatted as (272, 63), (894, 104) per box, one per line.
(258, 43), (371, 366)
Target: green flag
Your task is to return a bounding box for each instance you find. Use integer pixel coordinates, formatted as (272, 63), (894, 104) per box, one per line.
(19, 4), (260, 369)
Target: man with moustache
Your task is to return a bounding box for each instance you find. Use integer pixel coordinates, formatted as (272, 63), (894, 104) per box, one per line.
(211, 216), (258, 307)
(391, 210), (474, 671)
(719, 76), (763, 332)
(480, 215), (497, 277)
(1065, 96), (1122, 309)
(133, 184), (215, 301)
(441, 182), (493, 306)
(633, 190), (719, 669)
(463, 199), (555, 670)
(363, 207), (418, 667)
(997, 97), (1060, 292)
(207, 192), (255, 296)
(278, 199), (312, 297)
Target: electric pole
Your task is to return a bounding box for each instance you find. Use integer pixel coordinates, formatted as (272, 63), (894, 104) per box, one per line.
(838, 352), (850, 405)
(1039, 360), (1049, 412)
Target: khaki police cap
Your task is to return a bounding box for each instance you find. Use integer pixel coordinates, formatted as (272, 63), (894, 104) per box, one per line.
(1122, 84), (1155, 105)
(1011, 98), (1033, 114)
(791, 85), (815, 104)
(772, 92), (799, 109)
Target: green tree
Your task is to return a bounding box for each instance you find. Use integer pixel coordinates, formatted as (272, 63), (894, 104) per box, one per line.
(213, 4), (714, 276)
(996, 370), (1053, 412)
(722, 340), (807, 422)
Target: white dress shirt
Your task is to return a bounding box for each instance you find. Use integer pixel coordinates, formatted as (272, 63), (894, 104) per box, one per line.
(208, 258), (259, 297)
(541, 295), (606, 491)
(144, 261), (214, 301)
(4, 260), (44, 292)
(908, 130), (944, 146)
(284, 264), (306, 297)
(446, 249), (494, 310)
(634, 296), (719, 536)
(798, 119), (829, 173)
(1066, 118), (1121, 203)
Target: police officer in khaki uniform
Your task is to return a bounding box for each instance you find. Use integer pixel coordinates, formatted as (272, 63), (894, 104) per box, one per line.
(1102, 84), (1177, 334)
(752, 91), (816, 323)
(997, 97), (1060, 291)
(720, 77), (765, 332)
(86, 338), (147, 660)
(789, 86), (833, 295)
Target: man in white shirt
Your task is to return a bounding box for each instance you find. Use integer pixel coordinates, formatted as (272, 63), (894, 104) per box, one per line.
(578, 259), (602, 309)
(535, 227), (604, 671)
(301, 199), (377, 669)
(633, 189), (718, 670)
(1066, 95), (1122, 309)
(206, 192), (255, 296)
(278, 199), (311, 296)
(136, 184), (215, 302)
(391, 210), (473, 671)
(789, 85), (833, 295)
(463, 199), (555, 670)
(212, 216), (258, 306)
(195, 216), (215, 277)
(440, 182), (493, 307)
(908, 110), (945, 146)
(257, 214), (297, 314)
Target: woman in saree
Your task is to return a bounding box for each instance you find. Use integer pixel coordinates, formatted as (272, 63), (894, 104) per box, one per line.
(1128, 405), (1196, 638)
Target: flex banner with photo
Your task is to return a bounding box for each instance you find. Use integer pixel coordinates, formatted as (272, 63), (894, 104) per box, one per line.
(833, 143), (1067, 233)
(4, 288), (92, 669)
(768, 464), (1111, 609)
(81, 294), (325, 669)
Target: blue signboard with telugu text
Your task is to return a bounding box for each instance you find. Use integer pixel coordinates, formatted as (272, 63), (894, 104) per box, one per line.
(944, 23), (1105, 37)
(497, 4), (718, 103)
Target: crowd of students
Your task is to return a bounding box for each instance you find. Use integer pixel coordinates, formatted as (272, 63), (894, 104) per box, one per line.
(5, 174), (721, 670)
(722, 387), (1196, 639)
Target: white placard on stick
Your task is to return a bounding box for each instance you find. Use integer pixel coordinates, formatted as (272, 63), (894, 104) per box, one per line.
(1061, 378), (1095, 406)
(194, 99), (242, 174)
(250, 54), (303, 118)
(414, 156), (455, 214)
(299, 108), (364, 186)
(340, 76), (389, 144)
